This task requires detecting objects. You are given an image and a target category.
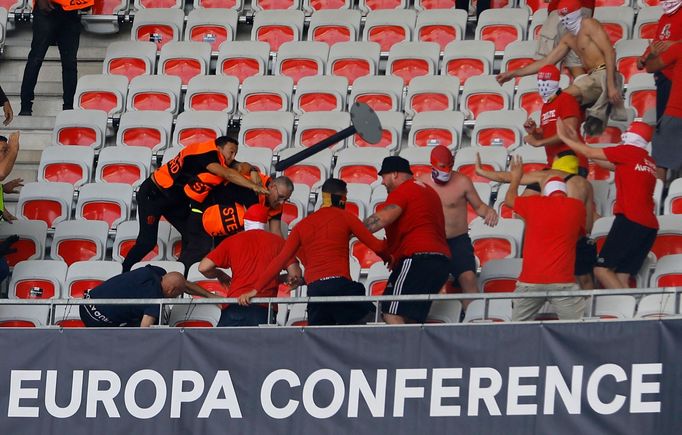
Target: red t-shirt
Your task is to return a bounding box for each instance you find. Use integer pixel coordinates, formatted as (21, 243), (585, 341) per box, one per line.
(660, 44), (682, 119)
(541, 91), (588, 169)
(649, 12), (682, 80)
(254, 206), (386, 289)
(206, 229), (296, 298)
(384, 179), (451, 265)
(514, 195), (586, 284)
(603, 145), (659, 229)
(548, 0), (594, 13)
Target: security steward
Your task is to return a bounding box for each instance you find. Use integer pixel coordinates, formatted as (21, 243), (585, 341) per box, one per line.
(122, 136), (268, 272)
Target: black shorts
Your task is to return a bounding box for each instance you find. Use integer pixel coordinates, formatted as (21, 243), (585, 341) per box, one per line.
(307, 277), (372, 326)
(447, 234), (477, 278)
(574, 236), (597, 276)
(596, 214), (657, 275)
(382, 254), (450, 323)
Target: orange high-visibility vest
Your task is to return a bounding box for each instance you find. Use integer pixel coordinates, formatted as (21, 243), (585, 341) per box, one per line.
(48, 0), (94, 11)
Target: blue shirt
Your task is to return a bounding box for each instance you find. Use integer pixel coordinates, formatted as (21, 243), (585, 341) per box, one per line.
(82, 265), (165, 326)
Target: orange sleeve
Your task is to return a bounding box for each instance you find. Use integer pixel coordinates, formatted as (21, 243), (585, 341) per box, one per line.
(346, 212), (387, 257)
(253, 230), (301, 291)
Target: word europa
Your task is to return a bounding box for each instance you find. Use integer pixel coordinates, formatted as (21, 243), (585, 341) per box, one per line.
(7, 364), (662, 420)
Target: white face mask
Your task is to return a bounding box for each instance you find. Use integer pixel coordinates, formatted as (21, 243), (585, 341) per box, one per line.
(537, 79), (561, 103)
(662, 0), (682, 14)
(431, 168), (452, 184)
(560, 10), (582, 35)
(244, 220), (266, 231)
(621, 132), (649, 149)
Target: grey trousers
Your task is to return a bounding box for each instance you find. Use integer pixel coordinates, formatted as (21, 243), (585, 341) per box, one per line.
(512, 281), (585, 322)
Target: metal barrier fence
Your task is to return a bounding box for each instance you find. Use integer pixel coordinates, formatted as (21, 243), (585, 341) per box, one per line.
(1, 287), (680, 326)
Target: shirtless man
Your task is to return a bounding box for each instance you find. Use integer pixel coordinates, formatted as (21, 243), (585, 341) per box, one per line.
(496, 0), (625, 136)
(475, 154), (597, 289)
(418, 146), (498, 303)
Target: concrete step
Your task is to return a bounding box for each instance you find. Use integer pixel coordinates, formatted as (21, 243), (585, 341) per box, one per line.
(0, 115), (54, 130)
(6, 96), (63, 118)
(0, 61), (104, 84)
(1, 45), (107, 62)
(6, 165), (39, 184)
(4, 21), (133, 50)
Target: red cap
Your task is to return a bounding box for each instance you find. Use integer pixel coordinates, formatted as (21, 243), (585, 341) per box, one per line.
(557, 0), (581, 15)
(244, 204), (269, 224)
(430, 145), (454, 171)
(538, 65), (561, 82)
(626, 121), (654, 143)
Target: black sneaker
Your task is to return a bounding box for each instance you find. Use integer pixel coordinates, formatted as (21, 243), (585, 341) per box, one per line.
(18, 107), (32, 116)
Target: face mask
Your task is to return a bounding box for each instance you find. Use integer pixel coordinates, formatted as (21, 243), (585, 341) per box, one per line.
(662, 0), (682, 14)
(560, 10), (582, 35)
(431, 168), (452, 185)
(537, 79), (560, 103)
(621, 132), (649, 149)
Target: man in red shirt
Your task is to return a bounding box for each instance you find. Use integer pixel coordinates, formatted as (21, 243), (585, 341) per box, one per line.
(198, 204), (301, 326)
(250, 178), (385, 325)
(524, 65), (587, 176)
(506, 158), (586, 321)
(557, 118), (659, 289)
(644, 41), (682, 180)
(364, 156), (451, 325)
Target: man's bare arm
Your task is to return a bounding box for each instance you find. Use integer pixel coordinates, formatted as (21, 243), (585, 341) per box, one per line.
(208, 163), (268, 194)
(363, 204), (402, 233)
(497, 40), (571, 84)
(140, 314), (157, 327)
(184, 280), (222, 299)
(556, 118), (608, 161)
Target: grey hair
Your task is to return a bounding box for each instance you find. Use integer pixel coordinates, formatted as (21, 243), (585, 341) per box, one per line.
(273, 175), (294, 192)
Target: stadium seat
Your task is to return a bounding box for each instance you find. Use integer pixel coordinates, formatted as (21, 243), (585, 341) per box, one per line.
(635, 293), (677, 318)
(172, 111), (229, 147)
(593, 6), (634, 45)
(65, 260), (122, 299)
(216, 41), (271, 84)
(334, 148), (389, 186)
(454, 145), (508, 183)
(625, 73), (656, 119)
(519, 0), (549, 13)
(81, 0), (129, 34)
(664, 178), (682, 215)
(590, 295), (637, 319)
(650, 215), (682, 261)
(466, 183), (492, 223)
(308, 10), (361, 46)
(166, 225), (182, 260)
(398, 147), (431, 179)
(414, 10), (467, 51)
(239, 111), (295, 153)
(350, 111), (404, 152)
(169, 303), (222, 327)
(634, 6), (663, 39)
(475, 8), (528, 52)
(349, 75), (403, 112)
(186, 262), (230, 297)
(616, 39), (650, 84)
(470, 217), (524, 267)
(239, 75), (294, 114)
(340, 183), (372, 219)
(285, 301), (308, 326)
(9, 260), (68, 299)
(0, 305), (50, 328)
(185, 8), (238, 52)
(134, 0), (182, 9)
(425, 300), (462, 324)
(350, 229), (384, 271)
(116, 110), (173, 153)
(131, 8), (185, 50)
(38, 146), (94, 187)
(407, 111), (464, 150)
(194, 0), (243, 10)
(251, 10), (305, 52)
(362, 9), (416, 52)
(404, 76), (459, 117)
(441, 40), (494, 86)
(479, 258), (522, 293)
(471, 109), (526, 148)
(50, 220), (109, 266)
(103, 41), (158, 82)
(131, 260), (185, 274)
(282, 183), (310, 227)
(500, 41), (538, 84)
(184, 75), (239, 114)
(365, 261), (390, 295)
(127, 74), (182, 114)
(0, 221), (47, 267)
(294, 111), (351, 152)
(74, 74), (128, 117)
(359, 0), (407, 15)
(369, 184), (388, 213)
(252, 0), (301, 11)
(591, 215), (614, 251)
(461, 75), (514, 120)
(75, 183), (133, 229)
(584, 118), (627, 145)
(278, 148), (332, 190)
(112, 220), (167, 263)
(293, 76), (348, 114)
(237, 146), (273, 174)
(17, 182), (73, 228)
(158, 41), (212, 85)
(274, 41), (329, 85)
(493, 184), (514, 218)
(510, 145), (550, 173)
(463, 299), (513, 323)
(385, 41), (440, 85)
(95, 146), (152, 187)
(52, 304), (85, 328)
(327, 41), (381, 84)
(526, 6), (548, 37)
(649, 254), (682, 287)
(52, 109), (107, 149)
(0, 0), (26, 14)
